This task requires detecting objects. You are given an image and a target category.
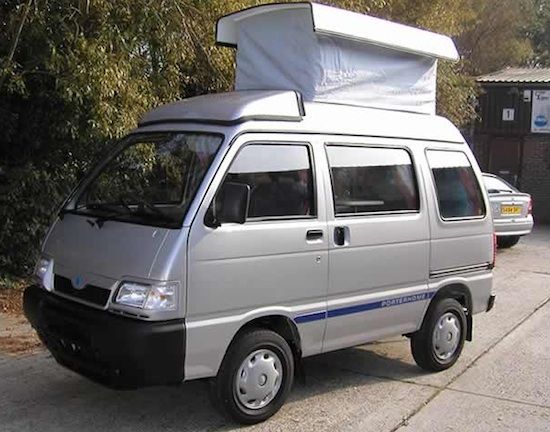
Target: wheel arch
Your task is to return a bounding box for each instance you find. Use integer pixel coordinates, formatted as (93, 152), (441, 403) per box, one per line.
(425, 283), (473, 341)
(231, 314), (303, 363)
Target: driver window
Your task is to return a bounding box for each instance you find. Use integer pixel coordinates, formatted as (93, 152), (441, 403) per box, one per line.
(222, 144), (315, 219)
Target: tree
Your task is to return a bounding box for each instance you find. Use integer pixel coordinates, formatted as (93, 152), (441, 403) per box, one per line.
(527, 0), (550, 66)
(457, 0), (534, 75)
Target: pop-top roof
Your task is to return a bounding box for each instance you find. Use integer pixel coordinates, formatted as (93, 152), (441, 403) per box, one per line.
(477, 68), (550, 84)
(215, 2), (459, 115)
(216, 2), (459, 61)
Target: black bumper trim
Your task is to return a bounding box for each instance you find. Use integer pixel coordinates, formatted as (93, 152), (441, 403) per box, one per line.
(24, 285), (185, 389)
(486, 294), (496, 312)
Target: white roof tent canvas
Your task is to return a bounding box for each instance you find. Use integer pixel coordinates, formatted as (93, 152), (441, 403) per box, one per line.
(216, 2), (459, 115)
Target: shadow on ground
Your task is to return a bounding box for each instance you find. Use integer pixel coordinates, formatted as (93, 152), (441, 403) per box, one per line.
(1, 343), (427, 431)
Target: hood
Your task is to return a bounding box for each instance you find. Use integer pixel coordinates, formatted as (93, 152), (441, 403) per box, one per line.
(44, 213), (170, 285)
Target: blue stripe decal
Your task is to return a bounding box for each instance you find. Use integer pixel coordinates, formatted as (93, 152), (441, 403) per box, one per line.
(295, 291), (436, 324)
(295, 311), (327, 324)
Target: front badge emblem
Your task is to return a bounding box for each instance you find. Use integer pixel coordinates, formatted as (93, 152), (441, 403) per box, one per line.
(72, 275), (85, 290)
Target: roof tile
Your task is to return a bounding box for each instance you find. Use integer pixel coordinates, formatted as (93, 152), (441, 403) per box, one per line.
(477, 68), (550, 83)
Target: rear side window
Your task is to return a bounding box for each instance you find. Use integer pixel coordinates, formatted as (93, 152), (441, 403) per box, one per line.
(326, 145), (419, 215)
(224, 144), (315, 219)
(427, 150), (485, 220)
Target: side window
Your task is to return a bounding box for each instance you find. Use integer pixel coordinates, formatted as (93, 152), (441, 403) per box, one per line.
(426, 150), (486, 220)
(223, 144), (315, 219)
(326, 145), (419, 215)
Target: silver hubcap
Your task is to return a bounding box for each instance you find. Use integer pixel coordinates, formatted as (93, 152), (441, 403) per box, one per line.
(432, 312), (461, 361)
(234, 349), (283, 410)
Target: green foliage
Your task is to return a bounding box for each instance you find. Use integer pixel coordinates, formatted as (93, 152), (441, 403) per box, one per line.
(527, 0), (550, 66)
(457, 0), (534, 75)
(0, 0), (540, 276)
(0, 161), (78, 273)
(436, 61), (477, 127)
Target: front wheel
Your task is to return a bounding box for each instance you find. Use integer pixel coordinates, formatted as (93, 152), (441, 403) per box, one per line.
(211, 329), (294, 424)
(411, 298), (466, 372)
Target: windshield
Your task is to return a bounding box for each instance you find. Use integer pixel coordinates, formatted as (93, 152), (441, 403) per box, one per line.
(483, 175), (517, 194)
(66, 132), (223, 228)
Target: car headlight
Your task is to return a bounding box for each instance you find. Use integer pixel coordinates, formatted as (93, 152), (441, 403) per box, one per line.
(34, 256), (54, 292)
(115, 281), (177, 311)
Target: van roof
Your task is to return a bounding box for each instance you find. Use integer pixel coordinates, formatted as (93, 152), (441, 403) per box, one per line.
(137, 90), (464, 144)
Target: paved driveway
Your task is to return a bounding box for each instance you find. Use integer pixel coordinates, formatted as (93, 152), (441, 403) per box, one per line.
(1, 227), (550, 431)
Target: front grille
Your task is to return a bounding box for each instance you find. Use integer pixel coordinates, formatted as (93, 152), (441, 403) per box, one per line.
(54, 275), (111, 307)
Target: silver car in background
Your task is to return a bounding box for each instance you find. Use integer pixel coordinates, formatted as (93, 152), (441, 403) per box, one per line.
(483, 173), (533, 248)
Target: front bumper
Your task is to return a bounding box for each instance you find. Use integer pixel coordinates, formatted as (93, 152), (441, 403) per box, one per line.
(24, 285), (185, 389)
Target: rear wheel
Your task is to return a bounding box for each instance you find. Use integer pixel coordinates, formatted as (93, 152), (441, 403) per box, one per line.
(211, 329), (294, 424)
(497, 235), (520, 248)
(411, 298), (466, 372)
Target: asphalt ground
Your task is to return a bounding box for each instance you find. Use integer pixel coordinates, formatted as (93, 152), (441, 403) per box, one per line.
(1, 226), (549, 431)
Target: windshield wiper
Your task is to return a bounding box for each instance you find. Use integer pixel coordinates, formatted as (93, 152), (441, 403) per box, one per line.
(85, 201), (134, 228)
(87, 202), (131, 213)
(134, 200), (175, 223)
(86, 212), (120, 228)
(84, 200), (174, 227)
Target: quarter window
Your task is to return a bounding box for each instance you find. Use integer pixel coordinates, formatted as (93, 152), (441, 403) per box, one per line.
(223, 144), (315, 219)
(326, 146), (419, 215)
(426, 150), (485, 219)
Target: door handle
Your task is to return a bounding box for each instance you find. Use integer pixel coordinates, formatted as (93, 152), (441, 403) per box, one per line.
(334, 226), (346, 246)
(306, 229), (324, 241)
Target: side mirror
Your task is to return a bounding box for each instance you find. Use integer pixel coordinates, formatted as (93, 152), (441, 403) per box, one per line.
(206, 182), (250, 228)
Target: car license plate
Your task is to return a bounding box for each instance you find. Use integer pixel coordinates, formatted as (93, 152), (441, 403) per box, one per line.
(501, 205), (522, 215)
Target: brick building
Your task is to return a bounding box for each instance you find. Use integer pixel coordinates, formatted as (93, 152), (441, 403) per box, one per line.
(472, 68), (550, 223)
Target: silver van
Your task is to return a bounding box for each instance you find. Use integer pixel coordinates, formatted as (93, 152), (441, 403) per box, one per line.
(24, 2), (496, 425)
(24, 89), (495, 423)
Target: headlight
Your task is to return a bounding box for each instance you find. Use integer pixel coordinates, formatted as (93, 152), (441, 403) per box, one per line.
(115, 282), (177, 311)
(34, 256), (54, 291)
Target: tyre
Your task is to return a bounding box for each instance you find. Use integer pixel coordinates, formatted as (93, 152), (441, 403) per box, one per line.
(211, 329), (294, 424)
(411, 298), (466, 372)
(497, 235), (520, 249)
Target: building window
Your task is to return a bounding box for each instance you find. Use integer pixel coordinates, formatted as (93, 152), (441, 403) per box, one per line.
(326, 145), (419, 215)
(427, 150), (485, 219)
(224, 144), (315, 219)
